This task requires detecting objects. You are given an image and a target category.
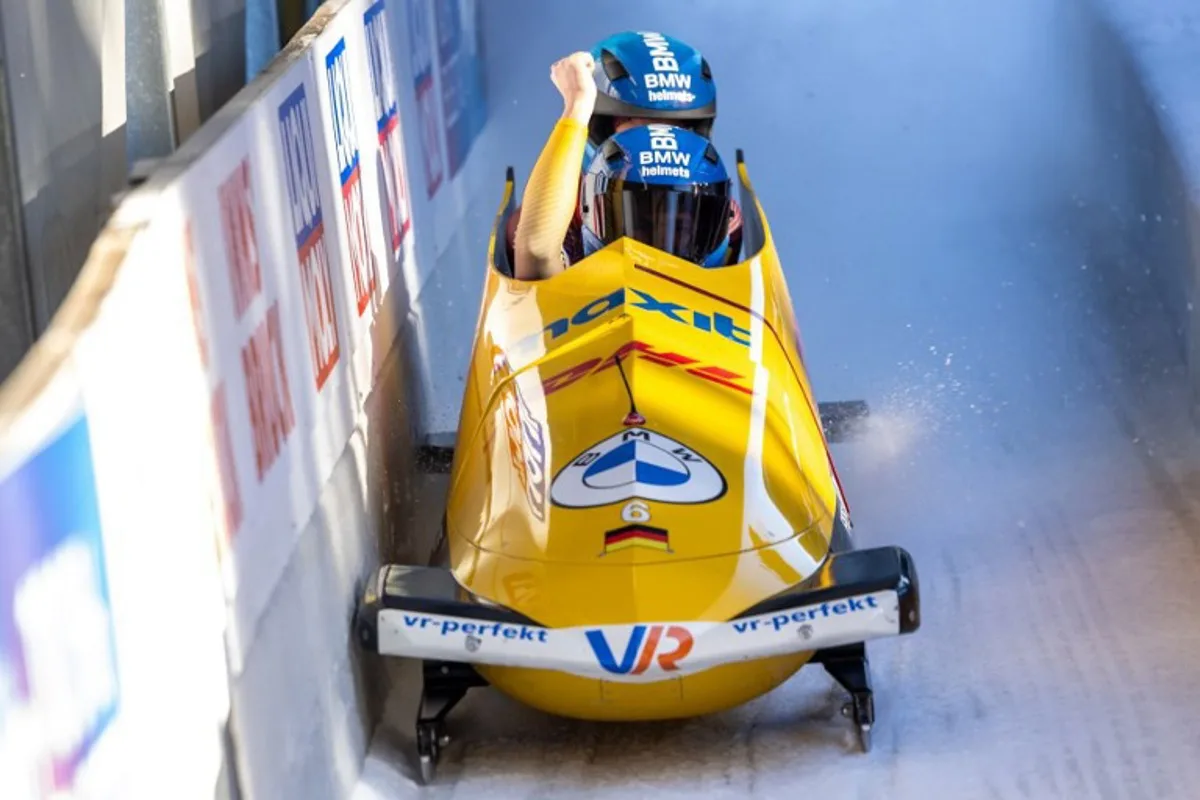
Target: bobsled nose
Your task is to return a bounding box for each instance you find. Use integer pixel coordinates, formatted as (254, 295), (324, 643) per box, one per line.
(451, 523), (833, 628)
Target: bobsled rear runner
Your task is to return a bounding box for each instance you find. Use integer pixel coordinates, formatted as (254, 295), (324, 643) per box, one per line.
(357, 155), (920, 782)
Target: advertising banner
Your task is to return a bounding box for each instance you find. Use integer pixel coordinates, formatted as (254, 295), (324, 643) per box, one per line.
(363, 0), (415, 264)
(0, 0), (445, 794)
(406, 0), (446, 198)
(433, 0), (487, 179)
(178, 74), (352, 669)
(174, 0), (421, 670)
(0, 400), (119, 798)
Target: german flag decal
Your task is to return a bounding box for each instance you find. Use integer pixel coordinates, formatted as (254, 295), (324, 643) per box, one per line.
(604, 524), (671, 553)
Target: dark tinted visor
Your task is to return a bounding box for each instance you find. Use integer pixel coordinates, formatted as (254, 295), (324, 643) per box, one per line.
(592, 182), (730, 264)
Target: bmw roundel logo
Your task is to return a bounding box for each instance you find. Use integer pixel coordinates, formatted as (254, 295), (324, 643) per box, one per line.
(550, 428), (725, 508)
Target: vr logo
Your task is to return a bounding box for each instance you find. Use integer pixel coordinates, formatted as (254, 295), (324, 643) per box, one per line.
(586, 624), (694, 675)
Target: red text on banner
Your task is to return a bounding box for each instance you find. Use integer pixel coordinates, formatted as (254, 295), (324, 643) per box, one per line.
(325, 38), (378, 315)
(365, 1), (413, 253)
(241, 302), (297, 482)
(279, 84), (341, 390)
(218, 160), (264, 321)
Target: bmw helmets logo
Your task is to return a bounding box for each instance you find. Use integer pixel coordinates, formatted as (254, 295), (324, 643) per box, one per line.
(551, 428), (725, 508)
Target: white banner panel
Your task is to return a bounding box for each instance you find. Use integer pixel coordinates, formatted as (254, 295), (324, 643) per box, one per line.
(0, 0), (480, 794)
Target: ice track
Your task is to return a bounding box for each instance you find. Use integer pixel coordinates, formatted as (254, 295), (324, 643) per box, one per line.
(356, 0), (1200, 796)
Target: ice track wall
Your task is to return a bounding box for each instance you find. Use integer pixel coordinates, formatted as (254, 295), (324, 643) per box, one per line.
(0, 0), (492, 796)
(1086, 0), (1200, 412)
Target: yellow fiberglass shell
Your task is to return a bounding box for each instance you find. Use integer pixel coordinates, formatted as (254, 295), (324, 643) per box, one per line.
(444, 163), (843, 720)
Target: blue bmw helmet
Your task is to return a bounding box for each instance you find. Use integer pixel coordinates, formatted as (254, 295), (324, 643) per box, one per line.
(587, 31), (716, 148)
(580, 124), (732, 268)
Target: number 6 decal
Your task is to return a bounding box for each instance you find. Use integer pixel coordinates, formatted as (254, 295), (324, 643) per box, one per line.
(622, 500), (651, 523)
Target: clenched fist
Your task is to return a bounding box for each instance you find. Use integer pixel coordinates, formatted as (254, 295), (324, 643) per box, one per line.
(550, 52), (596, 124)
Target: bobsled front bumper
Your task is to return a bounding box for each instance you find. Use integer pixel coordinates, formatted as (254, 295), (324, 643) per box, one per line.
(356, 546), (920, 683)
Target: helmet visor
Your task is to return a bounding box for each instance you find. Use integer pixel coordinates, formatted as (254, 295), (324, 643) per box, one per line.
(592, 182), (731, 264)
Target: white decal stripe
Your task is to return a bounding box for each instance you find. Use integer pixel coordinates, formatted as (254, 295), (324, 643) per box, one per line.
(740, 256), (766, 547)
(375, 589), (900, 684)
(739, 259), (820, 571)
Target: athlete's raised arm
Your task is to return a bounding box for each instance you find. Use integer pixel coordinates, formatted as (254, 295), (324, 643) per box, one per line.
(513, 52), (596, 281)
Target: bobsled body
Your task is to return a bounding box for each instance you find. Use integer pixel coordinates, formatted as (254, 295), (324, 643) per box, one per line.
(358, 159), (919, 735)
(448, 172), (846, 720)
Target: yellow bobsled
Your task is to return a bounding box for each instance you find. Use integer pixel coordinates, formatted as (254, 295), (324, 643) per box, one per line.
(357, 153), (920, 783)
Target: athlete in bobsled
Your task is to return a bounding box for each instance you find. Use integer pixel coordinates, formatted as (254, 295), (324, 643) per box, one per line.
(356, 35), (921, 786)
(514, 50), (735, 281)
(506, 32), (742, 274)
(584, 31), (716, 159)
